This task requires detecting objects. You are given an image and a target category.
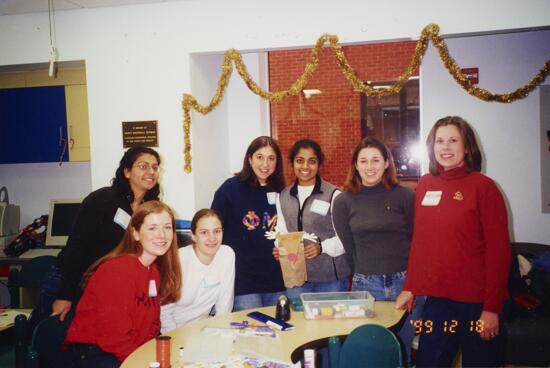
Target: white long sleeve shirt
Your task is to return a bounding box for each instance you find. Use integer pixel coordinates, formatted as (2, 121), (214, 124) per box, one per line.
(160, 245), (235, 333)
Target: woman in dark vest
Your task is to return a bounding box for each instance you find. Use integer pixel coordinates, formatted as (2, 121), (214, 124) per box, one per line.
(273, 139), (350, 298)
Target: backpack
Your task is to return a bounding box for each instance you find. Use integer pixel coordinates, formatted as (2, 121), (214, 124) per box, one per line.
(4, 215), (48, 257)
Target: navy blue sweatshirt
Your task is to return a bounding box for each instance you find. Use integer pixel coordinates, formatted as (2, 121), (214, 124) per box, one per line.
(211, 176), (284, 296)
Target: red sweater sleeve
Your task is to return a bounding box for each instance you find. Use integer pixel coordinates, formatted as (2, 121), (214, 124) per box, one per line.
(478, 179), (511, 313)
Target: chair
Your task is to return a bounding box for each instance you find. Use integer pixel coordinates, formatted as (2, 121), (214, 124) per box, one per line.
(338, 324), (403, 368)
(8, 255), (56, 309)
(27, 312), (74, 368)
(505, 242), (550, 367)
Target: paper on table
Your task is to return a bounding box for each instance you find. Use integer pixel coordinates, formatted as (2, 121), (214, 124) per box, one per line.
(0, 309), (31, 329)
(183, 355), (297, 368)
(233, 333), (284, 362)
(183, 330), (233, 363)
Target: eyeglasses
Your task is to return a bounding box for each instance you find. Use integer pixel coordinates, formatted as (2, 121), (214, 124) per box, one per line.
(133, 162), (161, 173)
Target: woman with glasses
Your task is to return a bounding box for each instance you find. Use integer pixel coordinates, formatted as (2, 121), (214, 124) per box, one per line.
(160, 208), (235, 332)
(41, 146), (163, 322)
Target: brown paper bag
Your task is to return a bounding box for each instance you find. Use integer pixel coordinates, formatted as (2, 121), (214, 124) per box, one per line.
(276, 231), (307, 288)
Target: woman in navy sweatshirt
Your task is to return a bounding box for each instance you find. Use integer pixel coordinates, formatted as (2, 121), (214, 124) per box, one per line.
(211, 136), (286, 311)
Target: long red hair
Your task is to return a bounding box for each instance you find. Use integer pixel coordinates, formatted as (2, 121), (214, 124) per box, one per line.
(83, 200), (182, 305)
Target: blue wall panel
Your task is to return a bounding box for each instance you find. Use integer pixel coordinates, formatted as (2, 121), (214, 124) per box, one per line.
(0, 86), (68, 164)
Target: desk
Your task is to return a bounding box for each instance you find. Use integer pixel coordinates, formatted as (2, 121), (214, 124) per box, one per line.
(0, 309), (32, 332)
(0, 248), (61, 266)
(122, 301), (405, 367)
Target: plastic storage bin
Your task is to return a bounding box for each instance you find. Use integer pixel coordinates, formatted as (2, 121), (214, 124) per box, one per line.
(300, 291), (375, 319)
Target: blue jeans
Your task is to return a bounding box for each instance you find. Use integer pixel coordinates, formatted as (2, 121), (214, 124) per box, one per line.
(233, 291), (286, 311)
(352, 271), (423, 366)
(39, 265), (63, 320)
(416, 297), (505, 367)
(351, 271), (407, 300)
(285, 279), (349, 299)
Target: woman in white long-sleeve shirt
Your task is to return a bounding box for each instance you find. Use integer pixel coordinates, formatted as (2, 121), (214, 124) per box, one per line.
(160, 209), (235, 333)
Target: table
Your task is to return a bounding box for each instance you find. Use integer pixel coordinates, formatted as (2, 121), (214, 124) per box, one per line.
(0, 248), (61, 266)
(121, 301), (405, 367)
(0, 309), (32, 332)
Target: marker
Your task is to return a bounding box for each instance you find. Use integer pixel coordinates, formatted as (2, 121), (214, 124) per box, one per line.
(266, 320), (283, 330)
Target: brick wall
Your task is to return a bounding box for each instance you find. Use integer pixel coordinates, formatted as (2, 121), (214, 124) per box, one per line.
(269, 41), (418, 187)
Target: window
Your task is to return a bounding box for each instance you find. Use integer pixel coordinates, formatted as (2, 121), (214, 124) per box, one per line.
(360, 78), (420, 181)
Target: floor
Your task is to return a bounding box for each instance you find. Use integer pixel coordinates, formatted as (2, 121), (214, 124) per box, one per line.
(0, 336), (15, 367)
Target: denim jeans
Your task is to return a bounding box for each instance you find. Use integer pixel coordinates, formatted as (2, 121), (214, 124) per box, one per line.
(351, 270), (407, 300)
(285, 279), (349, 299)
(352, 271), (424, 366)
(39, 265), (63, 320)
(233, 291), (286, 311)
(39, 265), (82, 328)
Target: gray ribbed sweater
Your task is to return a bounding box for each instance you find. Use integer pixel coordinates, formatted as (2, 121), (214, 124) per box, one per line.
(332, 183), (415, 276)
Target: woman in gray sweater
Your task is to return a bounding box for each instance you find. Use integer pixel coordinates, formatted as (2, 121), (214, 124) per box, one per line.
(332, 136), (418, 365)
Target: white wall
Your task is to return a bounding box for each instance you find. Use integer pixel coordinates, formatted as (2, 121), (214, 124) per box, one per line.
(0, 162), (91, 226)
(190, 52), (270, 212)
(1, 0), (549, 225)
(421, 29), (550, 243)
(189, 53), (228, 213)
(227, 52), (271, 175)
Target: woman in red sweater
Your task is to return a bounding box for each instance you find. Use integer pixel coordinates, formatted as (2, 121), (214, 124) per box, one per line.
(65, 201), (182, 367)
(396, 116), (511, 367)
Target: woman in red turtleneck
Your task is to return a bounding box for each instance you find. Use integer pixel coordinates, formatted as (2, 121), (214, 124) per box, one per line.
(396, 116), (511, 367)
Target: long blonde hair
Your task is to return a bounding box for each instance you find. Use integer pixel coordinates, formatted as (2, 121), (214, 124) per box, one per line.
(83, 200), (182, 305)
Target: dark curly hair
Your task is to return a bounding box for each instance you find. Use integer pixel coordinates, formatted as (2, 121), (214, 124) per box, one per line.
(111, 146), (161, 201)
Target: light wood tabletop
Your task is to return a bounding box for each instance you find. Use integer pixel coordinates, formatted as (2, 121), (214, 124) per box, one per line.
(122, 301), (405, 367)
(0, 309), (32, 332)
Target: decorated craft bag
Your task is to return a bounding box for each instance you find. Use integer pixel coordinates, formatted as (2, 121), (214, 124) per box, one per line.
(276, 231), (307, 288)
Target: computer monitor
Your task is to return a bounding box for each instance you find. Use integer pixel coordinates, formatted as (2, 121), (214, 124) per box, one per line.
(45, 198), (83, 246)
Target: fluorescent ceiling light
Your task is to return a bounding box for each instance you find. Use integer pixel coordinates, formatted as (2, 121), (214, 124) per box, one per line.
(302, 89), (322, 99)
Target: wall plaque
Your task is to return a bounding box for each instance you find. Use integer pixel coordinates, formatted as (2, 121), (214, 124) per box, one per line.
(122, 120), (158, 148)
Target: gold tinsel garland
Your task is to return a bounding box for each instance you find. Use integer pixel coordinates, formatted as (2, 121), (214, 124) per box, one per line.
(182, 23), (550, 173)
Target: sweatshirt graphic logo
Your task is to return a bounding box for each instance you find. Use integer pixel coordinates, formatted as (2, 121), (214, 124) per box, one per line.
(242, 211), (277, 231)
(453, 191), (464, 201)
(135, 292), (157, 307)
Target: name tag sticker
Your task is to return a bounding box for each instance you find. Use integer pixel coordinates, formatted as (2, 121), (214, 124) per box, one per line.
(148, 279), (157, 297)
(114, 207), (131, 229)
(266, 192), (277, 205)
(310, 199), (330, 215)
(421, 191), (442, 206)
